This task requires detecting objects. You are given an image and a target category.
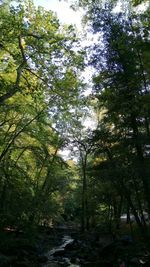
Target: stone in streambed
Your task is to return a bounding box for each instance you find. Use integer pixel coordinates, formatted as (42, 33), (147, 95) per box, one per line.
(129, 257), (139, 265)
(38, 254), (48, 263)
(13, 261), (30, 267)
(43, 263), (61, 267)
(53, 248), (65, 257)
(0, 255), (11, 267)
(59, 257), (71, 266)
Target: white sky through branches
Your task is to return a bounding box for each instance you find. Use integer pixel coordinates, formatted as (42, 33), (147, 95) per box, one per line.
(34, 0), (82, 28)
(33, 1), (148, 160)
(33, 0), (96, 160)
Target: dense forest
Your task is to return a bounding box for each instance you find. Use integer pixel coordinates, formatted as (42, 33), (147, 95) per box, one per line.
(0, 0), (150, 267)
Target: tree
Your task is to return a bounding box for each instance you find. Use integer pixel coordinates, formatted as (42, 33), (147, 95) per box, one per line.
(0, 0), (85, 229)
(79, 2), (150, 232)
(0, 0), (84, 105)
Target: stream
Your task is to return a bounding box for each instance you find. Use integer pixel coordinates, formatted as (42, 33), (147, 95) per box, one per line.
(42, 235), (80, 267)
(40, 231), (141, 267)
(37, 228), (150, 267)
(41, 233), (106, 267)
(42, 235), (81, 267)
(1, 227), (149, 267)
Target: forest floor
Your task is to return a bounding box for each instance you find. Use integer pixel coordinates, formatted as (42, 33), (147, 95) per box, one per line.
(0, 223), (150, 267)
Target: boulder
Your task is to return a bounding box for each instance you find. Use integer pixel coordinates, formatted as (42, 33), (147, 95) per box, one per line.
(38, 255), (48, 263)
(0, 255), (11, 267)
(53, 249), (65, 257)
(13, 261), (29, 267)
(44, 263), (61, 267)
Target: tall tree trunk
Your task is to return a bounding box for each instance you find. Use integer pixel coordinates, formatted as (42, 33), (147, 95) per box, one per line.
(106, 149), (145, 232)
(131, 114), (150, 218)
(133, 178), (147, 227)
(81, 152), (88, 232)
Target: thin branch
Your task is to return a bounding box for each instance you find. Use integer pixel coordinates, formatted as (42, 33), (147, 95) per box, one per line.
(18, 36), (27, 62)
(0, 109), (45, 162)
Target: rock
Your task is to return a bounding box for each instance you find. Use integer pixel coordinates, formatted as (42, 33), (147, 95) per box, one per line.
(70, 257), (80, 264)
(53, 248), (65, 257)
(20, 243), (37, 252)
(130, 257), (139, 264)
(121, 235), (133, 245)
(20, 249), (29, 257)
(38, 255), (48, 263)
(0, 255), (11, 267)
(70, 257), (77, 263)
(60, 257), (70, 265)
(64, 241), (75, 250)
(44, 263), (60, 267)
(103, 261), (114, 267)
(143, 261), (150, 267)
(13, 261), (29, 267)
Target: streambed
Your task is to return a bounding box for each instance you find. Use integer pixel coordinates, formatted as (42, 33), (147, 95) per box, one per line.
(42, 234), (105, 267)
(40, 229), (149, 267)
(42, 235), (80, 267)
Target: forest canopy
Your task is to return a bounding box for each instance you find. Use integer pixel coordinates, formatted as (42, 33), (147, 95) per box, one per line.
(0, 0), (150, 236)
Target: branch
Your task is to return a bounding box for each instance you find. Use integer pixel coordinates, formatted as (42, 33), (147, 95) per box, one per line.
(0, 109), (45, 162)
(18, 36), (27, 62)
(22, 33), (44, 39)
(25, 67), (47, 83)
(0, 37), (27, 104)
(0, 64), (25, 105)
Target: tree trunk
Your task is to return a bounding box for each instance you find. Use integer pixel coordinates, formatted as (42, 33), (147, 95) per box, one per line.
(131, 114), (150, 218)
(81, 152), (88, 232)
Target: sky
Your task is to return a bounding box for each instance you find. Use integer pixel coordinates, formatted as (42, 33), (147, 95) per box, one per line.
(34, 0), (82, 29)
(32, 0), (148, 160)
(33, 1), (89, 160)
(33, 1), (95, 90)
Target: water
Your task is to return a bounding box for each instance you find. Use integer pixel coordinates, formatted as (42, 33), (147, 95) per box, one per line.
(43, 235), (106, 267)
(43, 235), (79, 267)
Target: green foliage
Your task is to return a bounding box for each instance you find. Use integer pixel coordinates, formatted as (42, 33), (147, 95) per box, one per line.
(74, 0), (150, 231)
(1, 0), (150, 235)
(0, 0), (84, 106)
(0, 0), (83, 229)
(132, 0), (148, 6)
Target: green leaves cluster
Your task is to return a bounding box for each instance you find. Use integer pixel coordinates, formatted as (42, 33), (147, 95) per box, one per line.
(67, 0), (150, 231)
(0, 0), (83, 228)
(87, 3), (150, 229)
